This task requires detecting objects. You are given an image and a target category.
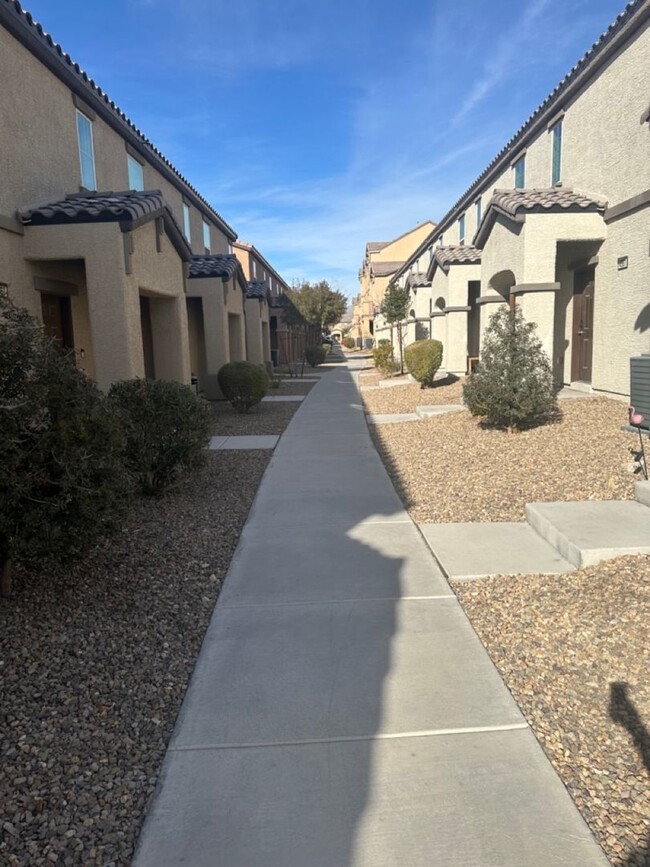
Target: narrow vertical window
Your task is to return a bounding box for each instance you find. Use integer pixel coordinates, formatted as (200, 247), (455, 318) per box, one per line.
(551, 121), (562, 185)
(458, 214), (465, 245)
(475, 197), (482, 225)
(76, 111), (96, 190)
(127, 155), (143, 191)
(428, 247), (434, 264)
(514, 155), (526, 189)
(438, 234), (443, 247)
(202, 220), (210, 252)
(182, 204), (191, 241)
(252, 260), (257, 278)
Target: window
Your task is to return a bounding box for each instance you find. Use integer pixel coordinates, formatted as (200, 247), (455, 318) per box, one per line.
(475, 197), (482, 225)
(182, 203), (191, 241)
(202, 220), (210, 252)
(514, 155), (526, 189)
(252, 260), (257, 278)
(127, 155), (143, 191)
(438, 234), (443, 247)
(76, 111), (96, 190)
(551, 121), (562, 185)
(458, 214), (466, 245)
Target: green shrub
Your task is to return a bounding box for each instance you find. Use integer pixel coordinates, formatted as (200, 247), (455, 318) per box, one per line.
(342, 336), (355, 349)
(0, 297), (130, 596)
(305, 345), (327, 367)
(372, 343), (399, 376)
(462, 305), (557, 432)
(378, 339), (391, 347)
(217, 360), (268, 413)
(109, 378), (212, 494)
(404, 339), (443, 388)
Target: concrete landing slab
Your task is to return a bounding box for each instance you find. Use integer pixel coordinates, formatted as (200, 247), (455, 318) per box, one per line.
(170, 597), (524, 749)
(366, 413), (419, 424)
(558, 386), (596, 399)
(210, 435), (279, 450)
(378, 375), (413, 388)
(419, 522), (574, 579)
(280, 377), (320, 383)
(218, 520), (452, 606)
(415, 404), (465, 418)
(262, 395), (305, 402)
(525, 499), (650, 567)
(134, 728), (608, 867)
(636, 480), (650, 507)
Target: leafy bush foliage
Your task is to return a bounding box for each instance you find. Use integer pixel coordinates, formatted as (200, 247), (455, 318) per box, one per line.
(217, 360), (268, 414)
(378, 339), (391, 347)
(342, 336), (355, 349)
(109, 378), (212, 494)
(462, 305), (557, 432)
(372, 343), (399, 376)
(404, 339), (443, 388)
(0, 296), (130, 595)
(305, 345), (327, 367)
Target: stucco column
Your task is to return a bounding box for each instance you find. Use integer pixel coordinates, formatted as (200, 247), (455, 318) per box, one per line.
(477, 296), (508, 350)
(513, 284), (561, 362)
(188, 277), (229, 399)
(443, 307), (470, 374)
(149, 293), (191, 384)
(245, 297), (263, 365)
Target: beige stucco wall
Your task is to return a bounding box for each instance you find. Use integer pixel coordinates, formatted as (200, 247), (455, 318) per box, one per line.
(245, 297), (270, 366)
(0, 25), (231, 256)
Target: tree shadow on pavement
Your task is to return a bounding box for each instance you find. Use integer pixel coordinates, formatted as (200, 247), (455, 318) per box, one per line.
(609, 682), (650, 867)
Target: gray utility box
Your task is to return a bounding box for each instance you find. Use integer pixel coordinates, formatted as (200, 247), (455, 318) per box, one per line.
(630, 355), (650, 429)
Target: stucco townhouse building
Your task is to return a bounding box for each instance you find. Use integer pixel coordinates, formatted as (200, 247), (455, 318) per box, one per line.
(352, 221), (434, 348)
(381, 0), (649, 398)
(0, 0), (283, 399)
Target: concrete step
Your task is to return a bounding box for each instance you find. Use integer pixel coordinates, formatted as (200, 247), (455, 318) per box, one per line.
(635, 480), (650, 507)
(525, 500), (650, 568)
(415, 404), (465, 419)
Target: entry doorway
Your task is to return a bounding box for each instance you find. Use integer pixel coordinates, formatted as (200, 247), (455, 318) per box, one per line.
(467, 281), (481, 360)
(140, 296), (155, 379)
(571, 266), (595, 383)
(41, 293), (74, 353)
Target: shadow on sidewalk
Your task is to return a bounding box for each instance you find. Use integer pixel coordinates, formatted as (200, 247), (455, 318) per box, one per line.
(609, 682), (650, 867)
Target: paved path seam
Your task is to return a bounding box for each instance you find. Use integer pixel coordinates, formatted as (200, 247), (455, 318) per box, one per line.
(169, 722), (531, 752)
(218, 593), (457, 609)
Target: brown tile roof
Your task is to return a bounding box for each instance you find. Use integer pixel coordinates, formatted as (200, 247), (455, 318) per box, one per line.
(430, 245), (481, 276)
(371, 261), (404, 277)
(20, 190), (166, 225)
(392, 0), (647, 282)
(406, 272), (431, 289)
(366, 241), (390, 253)
(474, 188), (607, 246)
(19, 189), (192, 260)
(189, 254), (241, 281)
(246, 280), (269, 299)
(0, 0), (236, 240)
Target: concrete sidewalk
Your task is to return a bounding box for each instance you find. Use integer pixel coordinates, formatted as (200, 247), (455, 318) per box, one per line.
(134, 356), (609, 867)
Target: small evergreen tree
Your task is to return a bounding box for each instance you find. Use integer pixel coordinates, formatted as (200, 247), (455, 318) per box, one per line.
(463, 305), (557, 432)
(380, 283), (410, 373)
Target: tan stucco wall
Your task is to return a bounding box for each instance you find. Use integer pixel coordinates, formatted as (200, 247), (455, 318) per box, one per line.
(0, 25), (231, 256)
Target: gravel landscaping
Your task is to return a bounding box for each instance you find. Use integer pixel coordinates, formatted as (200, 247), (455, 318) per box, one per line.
(368, 396), (636, 522)
(0, 372), (305, 867)
(211, 381), (315, 436)
(452, 555), (650, 867)
(362, 377), (463, 414)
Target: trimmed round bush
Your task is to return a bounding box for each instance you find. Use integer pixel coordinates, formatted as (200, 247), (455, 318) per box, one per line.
(305, 345), (327, 367)
(342, 336), (355, 349)
(109, 378), (213, 495)
(217, 361), (268, 414)
(372, 343), (399, 376)
(404, 339), (443, 388)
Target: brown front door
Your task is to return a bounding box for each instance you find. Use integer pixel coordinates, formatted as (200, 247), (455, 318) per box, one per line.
(571, 266), (595, 383)
(41, 293), (74, 353)
(140, 296), (155, 379)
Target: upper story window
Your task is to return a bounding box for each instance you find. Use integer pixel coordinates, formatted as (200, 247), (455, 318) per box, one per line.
(127, 155), (143, 191)
(550, 121), (562, 185)
(182, 203), (191, 241)
(475, 197), (482, 225)
(252, 260), (257, 278)
(458, 214), (466, 245)
(513, 155), (526, 189)
(202, 220), (210, 252)
(438, 234), (443, 247)
(76, 111), (96, 190)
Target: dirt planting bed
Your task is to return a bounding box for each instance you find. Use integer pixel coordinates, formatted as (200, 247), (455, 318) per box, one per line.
(362, 377), (463, 415)
(211, 380), (315, 436)
(0, 451), (270, 866)
(368, 397), (636, 522)
(453, 555), (650, 867)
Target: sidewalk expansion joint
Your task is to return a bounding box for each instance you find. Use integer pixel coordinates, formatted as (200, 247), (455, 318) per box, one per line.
(218, 595), (457, 609)
(170, 723), (530, 753)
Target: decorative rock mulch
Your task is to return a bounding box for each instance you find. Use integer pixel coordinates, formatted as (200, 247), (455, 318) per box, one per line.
(368, 397), (636, 522)
(361, 378), (464, 414)
(452, 555), (650, 867)
(211, 381), (314, 436)
(0, 451), (269, 866)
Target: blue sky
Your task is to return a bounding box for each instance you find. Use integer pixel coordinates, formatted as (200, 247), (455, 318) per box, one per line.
(25, 0), (626, 297)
